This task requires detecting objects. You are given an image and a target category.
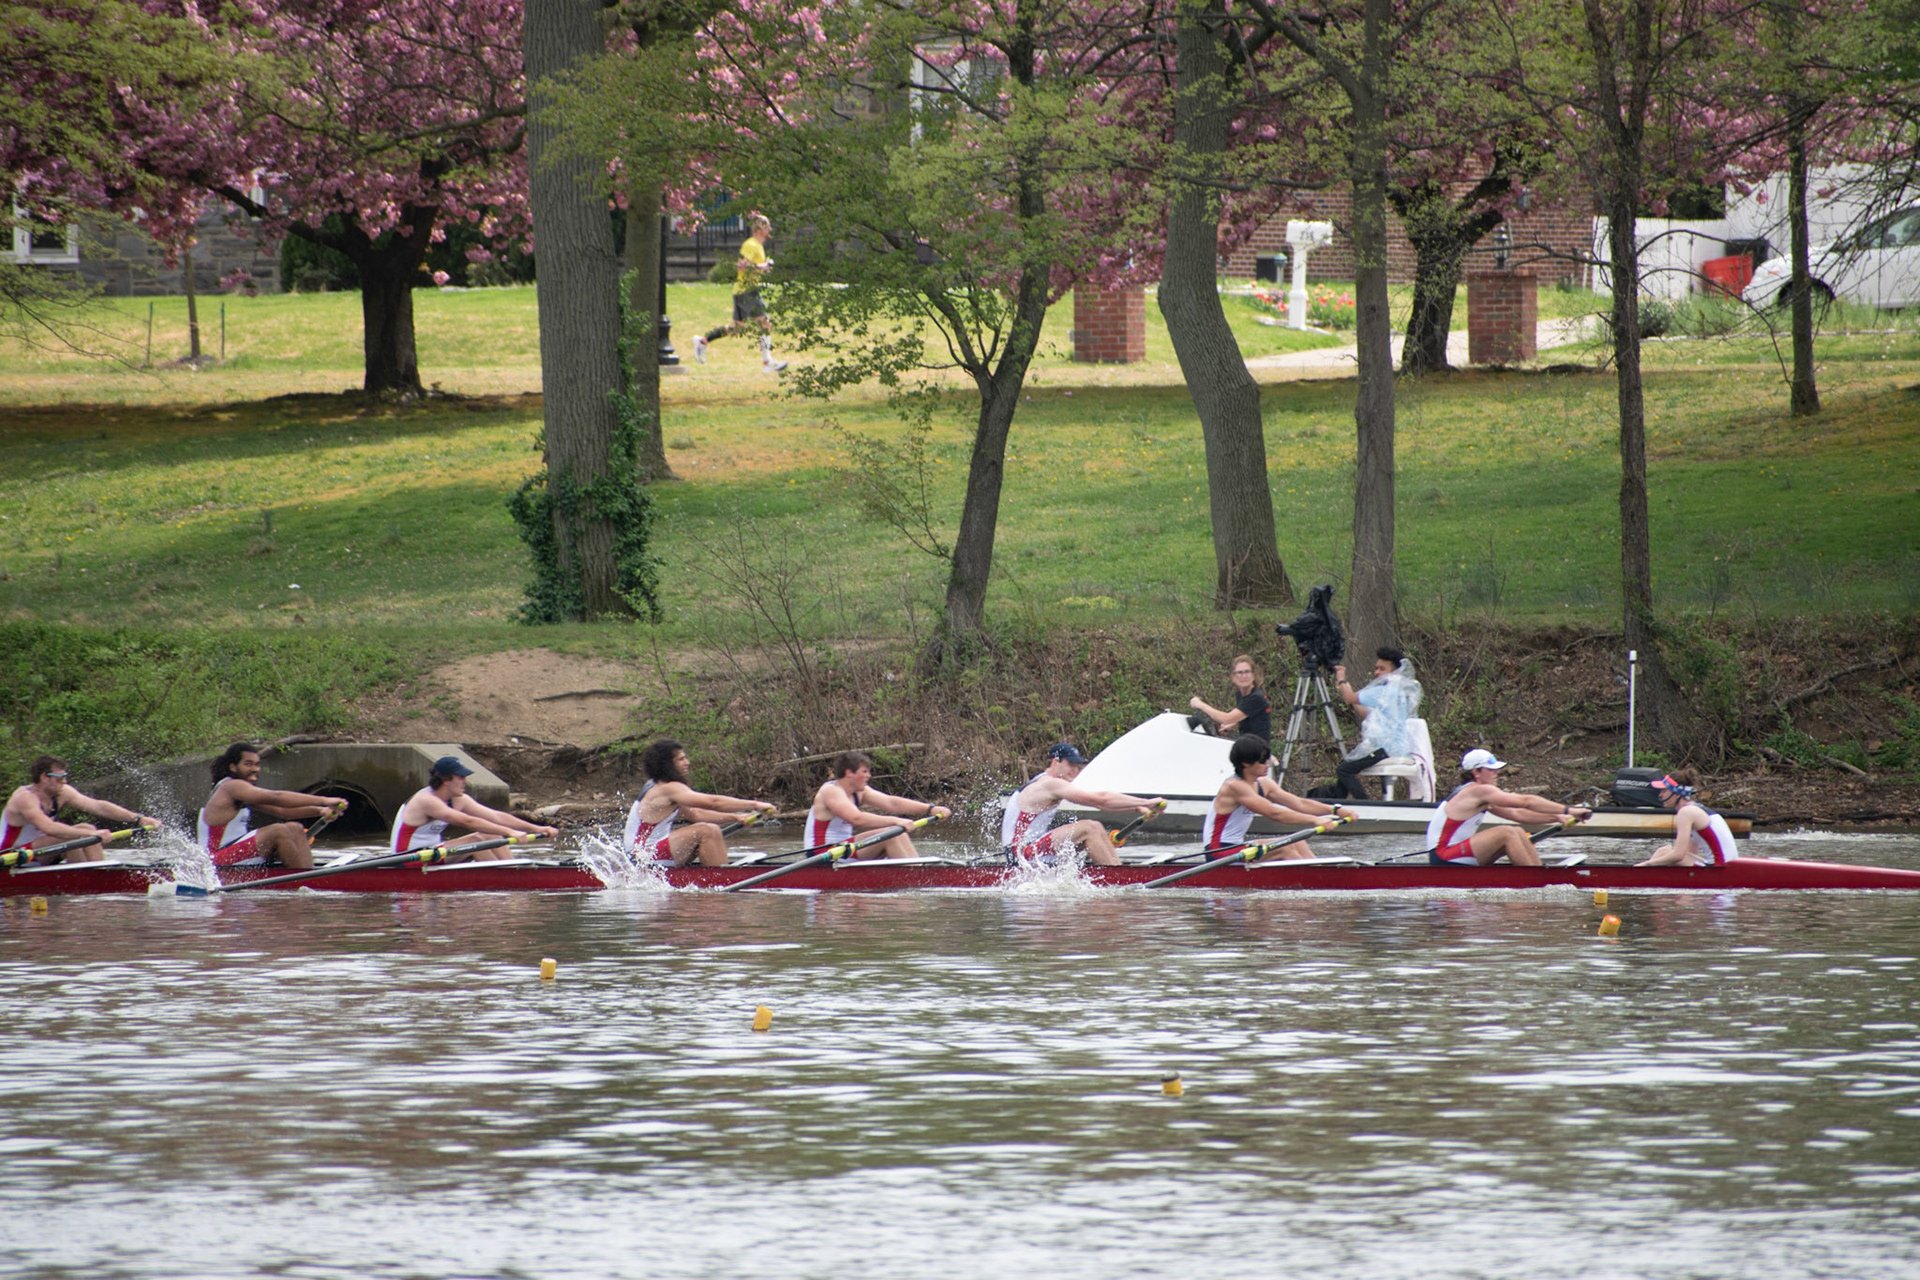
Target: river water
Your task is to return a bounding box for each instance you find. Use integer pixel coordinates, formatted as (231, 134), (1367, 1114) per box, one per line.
(6, 831), (1920, 1279)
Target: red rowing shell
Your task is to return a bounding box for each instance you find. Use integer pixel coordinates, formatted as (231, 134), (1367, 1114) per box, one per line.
(7, 855), (1920, 897)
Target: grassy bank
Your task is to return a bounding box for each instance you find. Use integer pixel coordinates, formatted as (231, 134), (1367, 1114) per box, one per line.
(2, 283), (1917, 785)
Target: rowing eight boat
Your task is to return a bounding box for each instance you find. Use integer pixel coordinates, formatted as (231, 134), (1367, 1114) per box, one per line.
(8, 853), (1920, 897)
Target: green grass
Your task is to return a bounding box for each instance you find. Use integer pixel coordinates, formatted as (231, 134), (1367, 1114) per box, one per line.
(3, 282), (1916, 651)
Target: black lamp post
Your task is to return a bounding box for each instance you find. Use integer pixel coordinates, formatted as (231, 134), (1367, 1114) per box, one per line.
(657, 216), (680, 367)
(1494, 222), (1512, 270)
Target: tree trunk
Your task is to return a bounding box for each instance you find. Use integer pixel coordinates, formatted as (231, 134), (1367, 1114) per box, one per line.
(183, 244), (201, 361)
(1587, 0), (1689, 747)
(356, 249), (424, 397)
(1160, 0), (1293, 609)
(1345, 0), (1399, 663)
(623, 180), (676, 481)
(525, 0), (626, 617)
(931, 373), (1021, 663)
(1785, 97), (1820, 416)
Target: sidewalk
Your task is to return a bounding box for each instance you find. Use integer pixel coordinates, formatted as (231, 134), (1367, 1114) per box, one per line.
(1246, 316), (1596, 374)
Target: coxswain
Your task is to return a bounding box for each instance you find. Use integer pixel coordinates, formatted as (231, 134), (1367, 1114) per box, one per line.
(1424, 748), (1591, 867)
(198, 742), (343, 871)
(2, 755), (158, 862)
(806, 751), (951, 860)
(1000, 743), (1163, 867)
(1207, 735), (1353, 860)
(391, 756), (557, 861)
(624, 739), (775, 867)
(1636, 768), (1739, 867)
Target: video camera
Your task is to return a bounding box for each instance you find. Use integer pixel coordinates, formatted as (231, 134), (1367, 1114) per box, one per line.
(1274, 584), (1346, 671)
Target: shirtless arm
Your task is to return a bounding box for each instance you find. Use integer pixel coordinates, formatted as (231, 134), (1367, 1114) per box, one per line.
(852, 787), (950, 822)
(64, 786), (157, 829)
(1059, 783), (1163, 815)
(451, 794), (558, 839)
(226, 779), (342, 821)
(1228, 780), (1337, 827)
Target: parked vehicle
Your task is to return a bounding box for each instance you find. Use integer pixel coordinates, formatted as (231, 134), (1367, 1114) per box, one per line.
(1742, 204), (1920, 310)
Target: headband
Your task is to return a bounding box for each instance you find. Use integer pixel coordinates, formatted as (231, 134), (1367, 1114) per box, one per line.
(1658, 774), (1696, 798)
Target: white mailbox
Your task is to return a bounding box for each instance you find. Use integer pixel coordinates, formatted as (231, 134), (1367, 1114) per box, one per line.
(1284, 220), (1335, 330)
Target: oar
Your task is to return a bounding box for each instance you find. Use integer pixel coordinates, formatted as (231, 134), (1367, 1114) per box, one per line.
(170, 834), (540, 895)
(1143, 815), (1351, 888)
(718, 810), (775, 837)
(305, 802), (348, 842)
(1108, 799), (1169, 848)
(722, 816), (936, 892)
(1, 828), (135, 869)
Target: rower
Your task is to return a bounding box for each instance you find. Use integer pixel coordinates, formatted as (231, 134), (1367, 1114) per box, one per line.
(1424, 748), (1591, 867)
(807, 751), (950, 860)
(1636, 768), (1739, 867)
(1000, 743), (1163, 867)
(198, 742), (344, 871)
(624, 739), (775, 867)
(392, 756), (557, 861)
(1207, 735), (1353, 860)
(2, 755), (158, 863)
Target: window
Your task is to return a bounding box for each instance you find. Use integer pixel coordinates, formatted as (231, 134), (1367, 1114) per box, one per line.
(11, 204), (79, 264)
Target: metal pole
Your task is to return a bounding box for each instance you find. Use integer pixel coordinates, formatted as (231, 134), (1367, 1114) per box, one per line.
(657, 215), (679, 367)
(1627, 649), (1639, 768)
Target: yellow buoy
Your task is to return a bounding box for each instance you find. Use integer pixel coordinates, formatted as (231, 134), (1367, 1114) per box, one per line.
(1161, 1073), (1183, 1097)
(29, 896), (48, 915)
(1592, 889), (1609, 908)
(539, 957), (557, 980)
(752, 1005), (773, 1032)
(1598, 914), (1621, 938)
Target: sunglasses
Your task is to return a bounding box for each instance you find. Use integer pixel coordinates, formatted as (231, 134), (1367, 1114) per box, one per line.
(45, 771), (69, 780)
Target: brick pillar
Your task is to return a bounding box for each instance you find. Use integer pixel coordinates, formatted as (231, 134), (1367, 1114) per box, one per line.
(1466, 271), (1539, 365)
(1072, 285), (1146, 363)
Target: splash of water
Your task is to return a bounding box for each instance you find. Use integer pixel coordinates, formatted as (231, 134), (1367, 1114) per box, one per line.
(575, 828), (671, 893)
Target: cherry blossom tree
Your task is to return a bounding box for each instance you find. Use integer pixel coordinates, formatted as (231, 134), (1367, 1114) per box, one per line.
(68, 0), (528, 397)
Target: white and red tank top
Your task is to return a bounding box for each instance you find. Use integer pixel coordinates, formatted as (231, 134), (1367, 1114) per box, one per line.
(1679, 804), (1739, 865)
(0, 814), (47, 851)
(624, 784), (675, 861)
(391, 792), (450, 854)
(1206, 799), (1257, 851)
(1000, 775), (1062, 853)
(807, 812), (854, 850)
(197, 797), (252, 854)
(1425, 793), (1487, 862)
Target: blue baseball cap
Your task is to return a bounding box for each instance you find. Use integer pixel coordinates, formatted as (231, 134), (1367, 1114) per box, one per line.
(430, 755), (475, 778)
(1047, 743), (1090, 766)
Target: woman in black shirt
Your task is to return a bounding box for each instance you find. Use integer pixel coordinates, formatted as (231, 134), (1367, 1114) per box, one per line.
(1189, 654), (1273, 743)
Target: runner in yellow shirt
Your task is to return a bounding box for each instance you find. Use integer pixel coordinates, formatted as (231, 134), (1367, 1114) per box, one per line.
(692, 213), (785, 372)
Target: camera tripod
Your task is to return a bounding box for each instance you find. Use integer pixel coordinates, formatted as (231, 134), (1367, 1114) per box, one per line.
(1275, 658), (1350, 787)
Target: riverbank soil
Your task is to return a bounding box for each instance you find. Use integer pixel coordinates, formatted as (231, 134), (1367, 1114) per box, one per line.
(358, 620), (1920, 830)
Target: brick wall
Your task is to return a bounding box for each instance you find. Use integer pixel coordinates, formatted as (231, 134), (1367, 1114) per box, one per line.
(31, 200), (280, 297)
(1072, 285), (1146, 363)
(1223, 184), (1597, 288)
(1465, 271), (1539, 364)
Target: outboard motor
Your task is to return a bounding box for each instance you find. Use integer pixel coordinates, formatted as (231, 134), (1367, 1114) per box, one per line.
(1611, 767), (1667, 808)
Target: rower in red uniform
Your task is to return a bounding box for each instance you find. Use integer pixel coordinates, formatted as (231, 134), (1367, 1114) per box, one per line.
(624, 739), (774, 867)
(2, 755), (157, 862)
(391, 756), (556, 861)
(1636, 767), (1739, 867)
(198, 742), (343, 871)
(1206, 735), (1352, 860)
(806, 751), (950, 860)
(1000, 743), (1162, 867)
(1423, 748), (1590, 867)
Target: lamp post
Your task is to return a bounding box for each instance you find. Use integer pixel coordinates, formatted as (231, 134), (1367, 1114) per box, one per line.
(657, 216), (680, 368)
(1493, 222), (1512, 270)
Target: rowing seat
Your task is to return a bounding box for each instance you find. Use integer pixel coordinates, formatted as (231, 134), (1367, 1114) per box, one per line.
(1358, 716), (1435, 801)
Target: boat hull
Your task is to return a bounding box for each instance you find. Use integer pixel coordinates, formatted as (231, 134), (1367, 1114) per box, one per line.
(8, 855), (1919, 897)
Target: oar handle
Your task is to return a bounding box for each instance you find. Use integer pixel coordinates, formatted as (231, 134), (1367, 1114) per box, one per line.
(1109, 799), (1168, 847)
(719, 809), (776, 837)
(722, 817), (930, 893)
(1143, 815), (1349, 888)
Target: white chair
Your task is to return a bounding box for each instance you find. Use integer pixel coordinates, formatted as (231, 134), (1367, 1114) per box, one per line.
(1358, 716), (1435, 802)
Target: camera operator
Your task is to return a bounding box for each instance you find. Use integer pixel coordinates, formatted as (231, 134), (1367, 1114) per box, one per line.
(1330, 648), (1422, 799)
(1188, 655), (1272, 743)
